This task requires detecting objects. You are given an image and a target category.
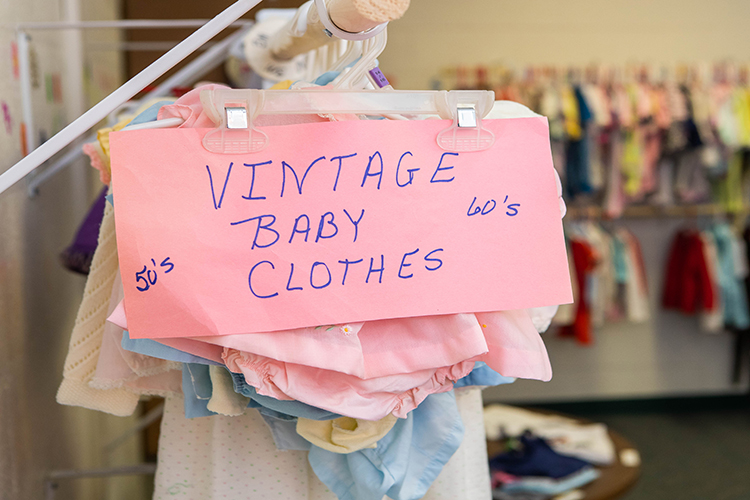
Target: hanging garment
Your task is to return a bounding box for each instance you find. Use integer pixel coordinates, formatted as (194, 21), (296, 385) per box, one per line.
(56, 194), (137, 416)
(223, 348), (474, 420)
(712, 223), (750, 329)
(699, 231), (724, 332)
(60, 186), (108, 275)
(618, 228), (650, 323)
(662, 230), (715, 314)
(559, 239), (598, 344)
(56, 99), (180, 416)
(420, 388), (492, 500)
(91, 271), (182, 394)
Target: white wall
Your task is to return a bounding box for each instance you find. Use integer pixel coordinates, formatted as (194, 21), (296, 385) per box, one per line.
(380, 0), (750, 89)
(381, 0), (750, 402)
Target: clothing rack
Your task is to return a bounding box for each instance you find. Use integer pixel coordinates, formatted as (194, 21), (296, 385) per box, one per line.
(0, 0), (409, 197)
(44, 464), (157, 500)
(436, 62), (750, 88)
(13, 19), (253, 156)
(25, 24), (253, 196)
(566, 204), (750, 220)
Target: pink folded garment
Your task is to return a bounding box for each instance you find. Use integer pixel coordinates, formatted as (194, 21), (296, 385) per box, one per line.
(477, 310), (552, 382)
(191, 313), (489, 379)
(223, 348), (475, 420)
(109, 302), (551, 382)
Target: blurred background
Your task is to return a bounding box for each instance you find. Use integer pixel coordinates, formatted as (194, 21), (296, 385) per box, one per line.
(1, 1), (750, 499)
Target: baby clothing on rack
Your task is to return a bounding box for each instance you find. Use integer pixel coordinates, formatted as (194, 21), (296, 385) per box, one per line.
(60, 187), (108, 275)
(56, 81), (566, 500)
(556, 221), (649, 343)
(662, 221), (750, 333)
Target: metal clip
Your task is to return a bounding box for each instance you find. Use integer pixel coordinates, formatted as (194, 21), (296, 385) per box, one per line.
(436, 91), (495, 152)
(456, 104), (477, 128)
(202, 89), (269, 154)
(225, 107), (248, 129)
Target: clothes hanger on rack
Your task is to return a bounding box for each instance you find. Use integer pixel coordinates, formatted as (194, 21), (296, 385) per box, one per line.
(130, 27), (496, 155)
(0, 0), (408, 197)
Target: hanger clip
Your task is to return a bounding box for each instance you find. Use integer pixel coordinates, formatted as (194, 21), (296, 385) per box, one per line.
(456, 104), (478, 128)
(437, 91), (495, 152)
(225, 106), (249, 129)
(202, 89), (269, 154)
(201, 88), (496, 155)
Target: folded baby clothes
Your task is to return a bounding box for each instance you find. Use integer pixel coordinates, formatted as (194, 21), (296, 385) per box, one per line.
(111, 303), (551, 383)
(484, 405), (615, 465)
(489, 434), (591, 480)
(193, 314), (489, 379)
(223, 348), (474, 420)
(122, 331), (220, 366)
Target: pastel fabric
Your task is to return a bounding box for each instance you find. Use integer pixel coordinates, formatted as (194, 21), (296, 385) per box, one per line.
(152, 395), (338, 500)
(151, 390), (489, 500)
(261, 412), (312, 452)
(207, 365), (252, 416)
(453, 362), (515, 389)
(121, 331), (220, 366)
(420, 388), (492, 500)
(180, 363), (343, 421)
(308, 390), (464, 500)
(193, 314), (489, 379)
(232, 372), (342, 421)
(223, 348), (475, 420)
(57, 99), (179, 416)
(90, 271), (182, 399)
(182, 363), (213, 419)
(113, 306), (552, 382)
(296, 414), (398, 453)
(237, 363), (508, 452)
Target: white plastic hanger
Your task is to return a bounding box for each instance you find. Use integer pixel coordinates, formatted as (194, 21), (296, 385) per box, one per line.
(199, 87), (496, 154)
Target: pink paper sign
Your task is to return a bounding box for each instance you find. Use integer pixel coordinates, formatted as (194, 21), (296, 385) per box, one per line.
(110, 118), (572, 339)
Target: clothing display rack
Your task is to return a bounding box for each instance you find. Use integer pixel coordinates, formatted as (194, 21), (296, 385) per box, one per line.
(13, 19), (253, 156)
(24, 24), (253, 195)
(0, 0), (408, 197)
(11, 0), (416, 494)
(566, 204), (747, 219)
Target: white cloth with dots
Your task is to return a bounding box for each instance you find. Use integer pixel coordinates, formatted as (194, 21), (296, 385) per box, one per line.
(153, 387), (490, 500)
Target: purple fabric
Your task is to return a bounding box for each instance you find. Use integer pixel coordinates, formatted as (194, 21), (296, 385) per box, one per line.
(60, 187), (108, 275)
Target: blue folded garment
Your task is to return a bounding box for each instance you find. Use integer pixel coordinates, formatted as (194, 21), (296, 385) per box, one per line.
(490, 434), (591, 479)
